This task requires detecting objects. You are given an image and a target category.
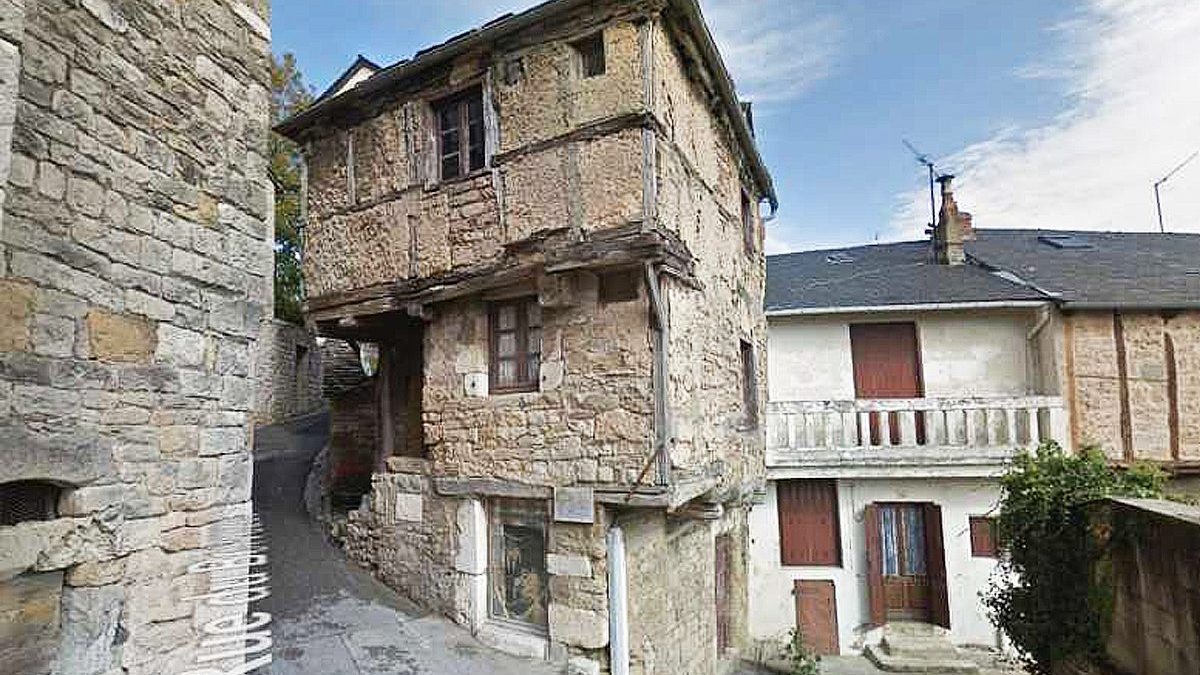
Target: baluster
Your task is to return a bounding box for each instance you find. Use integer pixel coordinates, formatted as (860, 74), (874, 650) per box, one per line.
(1027, 407), (1041, 445)
(899, 410), (918, 446)
(827, 411), (841, 448)
(844, 411), (859, 448)
(965, 408), (978, 447)
(804, 412), (819, 448)
(786, 413), (797, 449)
(878, 410), (892, 447)
(1005, 408), (1018, 446)
(984, 409), (998, 446)
(858, 411), (872, 448)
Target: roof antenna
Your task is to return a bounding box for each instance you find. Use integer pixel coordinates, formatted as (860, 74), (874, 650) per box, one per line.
(1154, 148), (1199, 233)
(903, 139), (943, 233)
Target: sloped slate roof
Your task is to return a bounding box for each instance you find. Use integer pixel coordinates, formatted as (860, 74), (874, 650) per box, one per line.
(767, 229), (1200, 313)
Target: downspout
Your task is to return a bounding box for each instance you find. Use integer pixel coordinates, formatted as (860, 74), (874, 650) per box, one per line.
(607, 526), (630, 675)
(645, 262), (671, 485)
(1025, 304), (1052, 395)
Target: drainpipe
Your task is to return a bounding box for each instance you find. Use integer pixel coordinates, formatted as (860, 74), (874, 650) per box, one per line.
(607, 526), (629, 675)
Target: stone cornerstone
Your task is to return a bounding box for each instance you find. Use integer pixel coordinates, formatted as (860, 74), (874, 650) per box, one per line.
(0, 1), (272, 674)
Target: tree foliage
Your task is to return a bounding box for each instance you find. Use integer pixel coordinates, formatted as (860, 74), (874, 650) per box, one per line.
(270, 53), (314, 324)
(984, 442), (1164, 674)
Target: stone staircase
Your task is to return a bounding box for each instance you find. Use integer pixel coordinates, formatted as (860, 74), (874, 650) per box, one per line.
(864, 622), (981, 674)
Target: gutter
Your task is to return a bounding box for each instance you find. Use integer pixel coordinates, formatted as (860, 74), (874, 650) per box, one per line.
(1061, 301), (1200, 311)
(766, 300), (1052, 317)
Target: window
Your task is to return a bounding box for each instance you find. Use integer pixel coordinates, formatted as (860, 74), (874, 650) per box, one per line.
(0, 481), (61, 526)
(434, 87), (485, 181)
(572, 32), (606, 78)
(489, 297), (542, 393)
(489, 499), (549, 628)
(740, 339), (758, 428)
(741, 191), (756, 254)
(969, 516), (1000, 558)
(777, 480), (841, 566)
(599, 268), (640, 303)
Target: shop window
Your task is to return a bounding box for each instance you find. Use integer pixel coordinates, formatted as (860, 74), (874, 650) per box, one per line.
(489, 499), (548, 628)
(489, 297), (542, 393)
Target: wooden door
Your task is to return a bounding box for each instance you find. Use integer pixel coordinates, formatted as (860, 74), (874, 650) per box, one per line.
(794, 580), (839, 655)
(877, 503), (932, 621)
(924, 503), (951, 628)
(850, 323), (925, 445)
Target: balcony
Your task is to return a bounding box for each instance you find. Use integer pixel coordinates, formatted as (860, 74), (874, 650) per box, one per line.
(765, 396), (1068, 478)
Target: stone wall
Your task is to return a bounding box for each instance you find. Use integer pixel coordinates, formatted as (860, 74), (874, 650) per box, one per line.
(252, 318), (323, 425)
(1088, 498), (1200, 675)
(0, 0), (271, 673)
(1065, 310), (1200, 463)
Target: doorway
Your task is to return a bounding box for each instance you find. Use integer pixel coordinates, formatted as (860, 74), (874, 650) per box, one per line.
(865, 502), (949, 628)
(850, 323), (925, 445)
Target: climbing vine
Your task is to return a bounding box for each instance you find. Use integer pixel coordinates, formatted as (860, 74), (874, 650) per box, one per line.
(984, 442), (1164, 675)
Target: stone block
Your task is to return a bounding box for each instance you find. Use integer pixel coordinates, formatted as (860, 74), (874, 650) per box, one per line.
(199, 427), (241, 456)
(86, 310), (156, 363)
(548, 603), (609, 649)
(0, 570), (64, 674)
(59, 484), (129, 516)
(66, 558), (127, 587)
(31, 313), (76, 357)
(547, 553), (593, 578)
(56, 585), (123, 675)
(566, 656), (601, 675)
(155, 324), (206, 369)
(395, 492), (423, 522)
(0, 278), (34, 352)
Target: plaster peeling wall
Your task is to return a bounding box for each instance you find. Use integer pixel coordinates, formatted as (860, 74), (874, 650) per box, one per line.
(748, 478), (1004, 654)
(0, 0), (272, 672)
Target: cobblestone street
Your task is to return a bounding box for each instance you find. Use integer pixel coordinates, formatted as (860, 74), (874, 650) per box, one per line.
(252, 415), (559, 675)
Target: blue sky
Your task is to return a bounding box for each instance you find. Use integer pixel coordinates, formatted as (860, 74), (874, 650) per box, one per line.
(273, 0), (1200, 253)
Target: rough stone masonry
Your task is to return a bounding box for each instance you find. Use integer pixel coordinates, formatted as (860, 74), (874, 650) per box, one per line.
(277, 1), (775, 673)
(0, 1), (272, 674)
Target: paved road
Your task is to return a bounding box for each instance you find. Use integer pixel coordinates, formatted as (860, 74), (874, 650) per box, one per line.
(251, 413), (560, 675)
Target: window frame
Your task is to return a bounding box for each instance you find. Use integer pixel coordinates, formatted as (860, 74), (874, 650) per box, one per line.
(433, 86), (486, 182)
(969, 516), (1000, 558)
(488, 296), (542, 394)
(572, 32), (606, 79)
(741, 190), (757, 255)
(740, 338), (759, 429)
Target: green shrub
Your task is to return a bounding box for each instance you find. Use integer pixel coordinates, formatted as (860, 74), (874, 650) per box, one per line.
(784, 627), (821, 675)
(984, 442), (1164, 674)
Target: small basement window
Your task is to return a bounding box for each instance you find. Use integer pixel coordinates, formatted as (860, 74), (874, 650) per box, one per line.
(434, 87), (486, 181)
(489, 499), (549, 628)
(0, 481), (62, 526)
(572, 32), (606, 78)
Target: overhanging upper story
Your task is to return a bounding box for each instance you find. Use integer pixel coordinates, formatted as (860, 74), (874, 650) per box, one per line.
(275, 0), (776, 335)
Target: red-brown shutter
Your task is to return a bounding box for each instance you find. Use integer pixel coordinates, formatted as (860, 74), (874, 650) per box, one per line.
(794, 579), (840, 655)
(777, 480), (841, 566)
(969, 517), (998, 558)
(924, 503), (951, 629)
(864, 503), (886, 626)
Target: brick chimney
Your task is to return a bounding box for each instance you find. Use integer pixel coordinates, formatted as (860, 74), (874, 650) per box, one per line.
(932, 175), (974, 265)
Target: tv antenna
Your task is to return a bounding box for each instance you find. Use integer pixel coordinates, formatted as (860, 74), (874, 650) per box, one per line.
(904, 139), (943, 230)
(1154, 149), (1199, 233)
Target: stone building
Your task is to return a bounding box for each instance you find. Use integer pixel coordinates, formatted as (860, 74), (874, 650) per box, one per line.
(750, 177), (1200, 665)
(0, 1), (272, 674)
(275, 0), (776, 672)
(252, 318), (324, 426)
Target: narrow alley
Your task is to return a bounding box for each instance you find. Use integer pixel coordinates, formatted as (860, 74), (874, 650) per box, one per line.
(252, 415), (559, 675)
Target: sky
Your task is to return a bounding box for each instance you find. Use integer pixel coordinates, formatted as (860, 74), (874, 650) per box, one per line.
(272, 0), (1200, 254)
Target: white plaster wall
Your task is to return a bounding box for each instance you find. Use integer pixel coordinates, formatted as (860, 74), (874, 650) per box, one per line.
(767, 310), (1041, 402)
(748, 477), (1003, 654)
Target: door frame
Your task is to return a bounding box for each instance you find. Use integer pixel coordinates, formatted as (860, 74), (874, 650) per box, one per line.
(864, 501), (950, 628)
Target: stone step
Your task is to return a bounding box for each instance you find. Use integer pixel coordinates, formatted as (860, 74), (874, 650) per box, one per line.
(865, 643), (981, 674)
(880, 634), (965, 659)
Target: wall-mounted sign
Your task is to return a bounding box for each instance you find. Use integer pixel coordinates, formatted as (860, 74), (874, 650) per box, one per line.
(359, 342), (380, 377)
(553, 487), (595, 524)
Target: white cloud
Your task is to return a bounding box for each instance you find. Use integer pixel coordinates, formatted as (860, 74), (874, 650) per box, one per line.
(701, 0), (845, 103)
(892, 0), (1200, 239)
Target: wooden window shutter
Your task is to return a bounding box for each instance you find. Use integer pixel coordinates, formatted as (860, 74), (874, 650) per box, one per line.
(923, 503), (951, 629)
(777, 480), (840, 566)
(969, 517), (999, 558)
(864, 503), (886, 627)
